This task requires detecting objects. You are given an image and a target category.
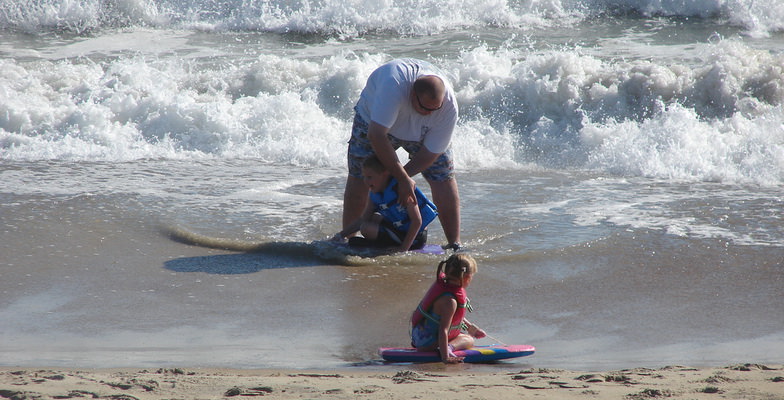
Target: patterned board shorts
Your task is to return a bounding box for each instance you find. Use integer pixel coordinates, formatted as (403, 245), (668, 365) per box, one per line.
(411, 320), (439, 348)
(347, 112), (454, 182)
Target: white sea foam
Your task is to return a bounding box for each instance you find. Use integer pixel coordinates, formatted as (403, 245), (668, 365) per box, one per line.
(580, 105), (784, 184)
(0, 0), (165, 33)
(1, 0), (781, 36)
(1, 37), (782, 184)
(0, 54), (361, 163)
(449, 42), (784, 184)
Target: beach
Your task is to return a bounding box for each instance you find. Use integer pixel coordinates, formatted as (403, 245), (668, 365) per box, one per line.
(2, 0), (783, 391)
(2, 364), (783, 399)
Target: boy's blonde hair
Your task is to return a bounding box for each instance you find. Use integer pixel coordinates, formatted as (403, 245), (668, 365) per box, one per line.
(362, 155), (386, 173)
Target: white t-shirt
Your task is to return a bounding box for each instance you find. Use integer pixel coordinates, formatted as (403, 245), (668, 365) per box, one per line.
(355, 59), (458, 154)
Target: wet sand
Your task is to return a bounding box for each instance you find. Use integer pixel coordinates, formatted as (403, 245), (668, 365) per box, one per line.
(2, 364), (782, 399)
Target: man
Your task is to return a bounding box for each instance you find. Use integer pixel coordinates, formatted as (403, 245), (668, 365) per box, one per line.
(342, 58), (461, 250)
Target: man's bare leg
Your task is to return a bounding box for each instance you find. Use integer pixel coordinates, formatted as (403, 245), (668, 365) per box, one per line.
(428, 177), (461, 247)
(342, 175), (369, 233)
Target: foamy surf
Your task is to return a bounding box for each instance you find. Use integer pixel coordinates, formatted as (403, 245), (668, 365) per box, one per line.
(2, 0), (782, 36)
(3, 40), (782, 185)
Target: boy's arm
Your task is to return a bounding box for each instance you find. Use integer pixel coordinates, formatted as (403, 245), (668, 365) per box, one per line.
(404, 146), (439, 177)
(334, 199), (375, 241)
(368, 121), (417, 208)
(397, 201), (423, 251)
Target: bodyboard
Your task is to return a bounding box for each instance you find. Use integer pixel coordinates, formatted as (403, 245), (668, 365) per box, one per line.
(321, 241), (445, 257)
(379, 344), (535, 363)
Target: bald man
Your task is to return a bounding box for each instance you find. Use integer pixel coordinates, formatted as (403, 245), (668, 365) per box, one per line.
(342, 59), (461, 250)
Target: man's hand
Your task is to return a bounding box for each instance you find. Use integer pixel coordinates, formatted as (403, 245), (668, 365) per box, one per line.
(397, 175), (417, 208)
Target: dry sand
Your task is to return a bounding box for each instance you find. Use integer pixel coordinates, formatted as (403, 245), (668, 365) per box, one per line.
(2, 363), (782, 400)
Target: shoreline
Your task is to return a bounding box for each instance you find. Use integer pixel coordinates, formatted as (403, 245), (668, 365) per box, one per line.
(2, 364), (782, 400)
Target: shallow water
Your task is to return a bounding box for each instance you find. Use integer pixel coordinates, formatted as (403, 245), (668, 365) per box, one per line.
(2, 160), (782, 370)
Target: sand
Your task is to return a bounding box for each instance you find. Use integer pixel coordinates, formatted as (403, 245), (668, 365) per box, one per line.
(2, 363), (782, 400)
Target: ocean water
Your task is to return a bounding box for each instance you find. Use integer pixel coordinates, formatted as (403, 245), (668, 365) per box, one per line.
(1, 0), (783, 370)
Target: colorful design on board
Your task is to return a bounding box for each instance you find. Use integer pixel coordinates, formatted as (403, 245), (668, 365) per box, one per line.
(379, 344), (535, 363)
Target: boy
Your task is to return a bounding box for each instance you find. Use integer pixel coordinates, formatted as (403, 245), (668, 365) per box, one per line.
(333, 155), (438, 252)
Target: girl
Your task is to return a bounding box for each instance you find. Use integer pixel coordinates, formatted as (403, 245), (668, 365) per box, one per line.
(411, 253), (486, 363)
